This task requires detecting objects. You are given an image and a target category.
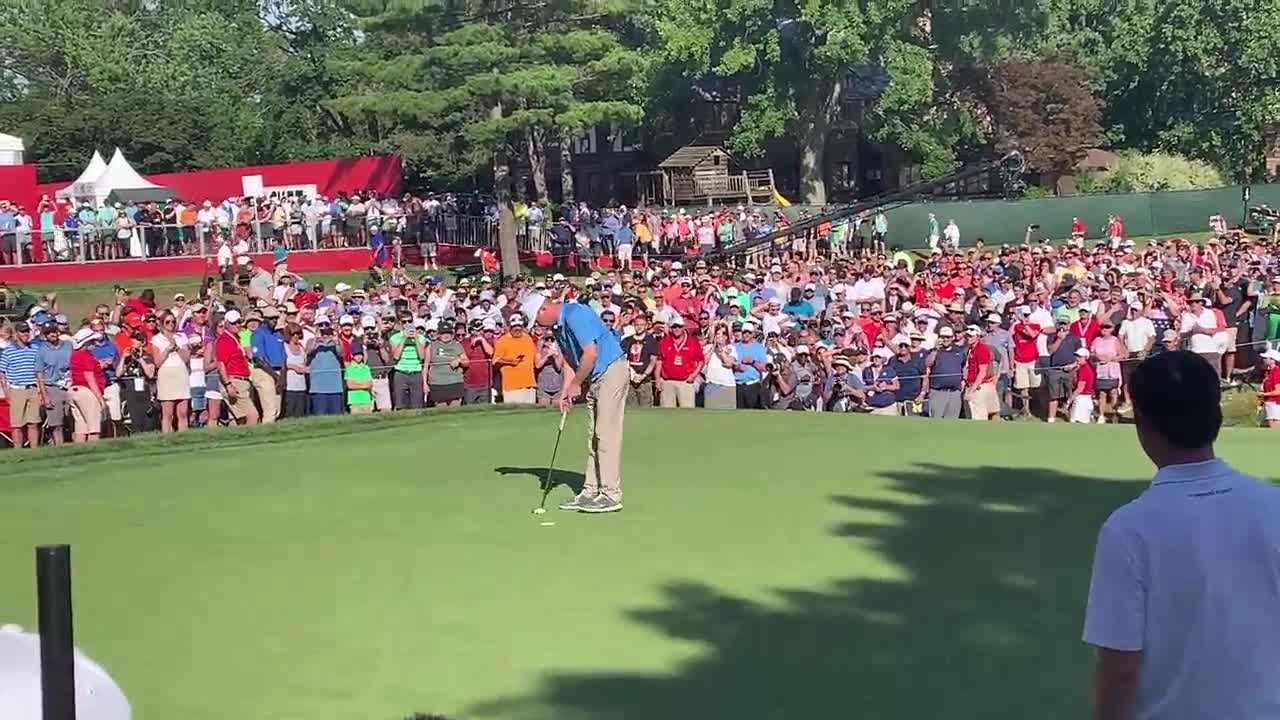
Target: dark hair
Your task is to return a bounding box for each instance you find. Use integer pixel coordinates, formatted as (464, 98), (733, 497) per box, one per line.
(1130, 351), (1221, 449)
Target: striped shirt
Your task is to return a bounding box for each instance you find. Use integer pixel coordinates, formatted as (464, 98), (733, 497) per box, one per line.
(0, 344), (40, 386)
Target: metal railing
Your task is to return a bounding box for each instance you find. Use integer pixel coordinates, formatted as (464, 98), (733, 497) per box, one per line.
(0, 211), (557, 266)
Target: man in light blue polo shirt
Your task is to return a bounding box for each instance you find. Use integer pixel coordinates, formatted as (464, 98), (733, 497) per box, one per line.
(1084, 351), (1280, 720)
(732, 322), (768, 409)
(526, 292), (627, 514)
(0, 323), (44, 449)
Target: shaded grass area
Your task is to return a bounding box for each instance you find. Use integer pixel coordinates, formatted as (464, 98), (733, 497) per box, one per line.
(0, 401), (1276, 720)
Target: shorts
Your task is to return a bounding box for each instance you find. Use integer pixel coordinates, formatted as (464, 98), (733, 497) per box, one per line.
(70, 386), (103, 435)
(1095, 378), (1119, 392)
(225, 378), (255, 419)
(1266, 401), (1280, 422)
(43, 386), (70, 428)
(1046, 369), (1074, 401)
(349, 403), (374, 414)
(1013, 360), (1041, 390)
(7, 386), (41, 426)
(464, 386), (491, 405)
(373, 377), (392, 411)
(429, 382), (465, 405)
(1224, 326), (1239, 352)
(537, 388), (560, 404)
(205, 373), (223, 402)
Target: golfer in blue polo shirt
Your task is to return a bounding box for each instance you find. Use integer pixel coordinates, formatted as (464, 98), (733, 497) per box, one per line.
(524, 293), (627, 514)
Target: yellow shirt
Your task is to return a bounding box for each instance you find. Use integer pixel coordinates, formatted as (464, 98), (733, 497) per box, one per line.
(494, 332), (536, 391)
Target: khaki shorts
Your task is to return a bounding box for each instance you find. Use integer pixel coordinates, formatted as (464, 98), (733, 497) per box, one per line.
(968, 382), (1000, 419)
(1013, 360), (1041, 390)
(70, 386), (103, 435)
(1224, 326), (1239, 352)
(104, 383), (123, 422)
(349, 403), (374, 414)
(7, 386), (41, 427)
(225, 378), (255, 419)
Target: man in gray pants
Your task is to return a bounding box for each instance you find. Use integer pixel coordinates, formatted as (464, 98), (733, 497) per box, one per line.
(925, 326), (965, 418)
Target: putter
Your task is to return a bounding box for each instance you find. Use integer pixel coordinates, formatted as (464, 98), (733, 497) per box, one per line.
(532, 410), (570, 514)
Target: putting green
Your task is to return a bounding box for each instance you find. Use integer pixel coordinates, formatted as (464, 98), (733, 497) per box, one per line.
(0, 410), (1274, 720)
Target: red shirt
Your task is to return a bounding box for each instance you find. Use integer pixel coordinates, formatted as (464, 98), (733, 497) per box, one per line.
(1071, 318), (1100, 346)
(1011, 321), (1040, 363)
(859, 318), (883, 346)
(669, 295), (702, 328)
(1264, 365), (1280, 395)
(70, 349), (107, 390)
(463, 334), (494, 389)
(657, 333), (704, 381)
(1075, 360), (1096, 395)
(339, 334), (357, 363)
(964, 339), (993, 385)
(215, 330), (251, 378)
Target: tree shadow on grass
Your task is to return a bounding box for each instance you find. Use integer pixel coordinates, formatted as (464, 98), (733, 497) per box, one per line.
(494, 466), (586, 495)
(466, 463), (1146, 720)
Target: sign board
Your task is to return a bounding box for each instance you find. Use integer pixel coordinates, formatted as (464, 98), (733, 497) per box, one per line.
(241, 174), (264, 198)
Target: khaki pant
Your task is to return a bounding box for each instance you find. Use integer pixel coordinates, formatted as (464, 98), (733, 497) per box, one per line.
(585, 360), (628, 502)
(626, 377), (655, 407)
(225, 378), (256, 420)
(967, 382), (1000, 420)
(70, 386), (103, 435)
(349, 403), (374, 414)
(250, 366), (279, 423)
(659, 379), (696, 408)
(504, 387), (536, 405)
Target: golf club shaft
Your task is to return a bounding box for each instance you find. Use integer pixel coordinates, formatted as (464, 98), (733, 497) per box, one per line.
(538, 410), (570, 509)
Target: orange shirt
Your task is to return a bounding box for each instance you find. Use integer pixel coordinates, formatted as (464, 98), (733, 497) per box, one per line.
(494, 332), (536, 391)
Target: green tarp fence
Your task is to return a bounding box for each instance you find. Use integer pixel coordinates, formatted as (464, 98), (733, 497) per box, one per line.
(880, 184), (1280, 246)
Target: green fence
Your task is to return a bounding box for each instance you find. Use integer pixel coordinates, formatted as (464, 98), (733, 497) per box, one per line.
(880, 185), (1280, 247)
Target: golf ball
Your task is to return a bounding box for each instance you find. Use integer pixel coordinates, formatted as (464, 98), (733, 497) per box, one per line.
(532, 507), (547, 515)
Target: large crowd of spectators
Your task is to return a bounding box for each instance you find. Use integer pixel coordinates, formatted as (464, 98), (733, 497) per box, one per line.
(4, 208), (1280, 448)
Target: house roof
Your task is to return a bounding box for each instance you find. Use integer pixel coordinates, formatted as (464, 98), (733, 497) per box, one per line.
(659, 145), (728, 169)
(1075, 148), (1121, 171)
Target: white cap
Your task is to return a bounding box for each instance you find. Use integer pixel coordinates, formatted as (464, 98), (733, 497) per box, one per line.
(1074, 347), (1091, 358)
(552, 273), (566, 282)
(223, 309), (242, 324)
(668, 314), (685, 326)
(508, 312), (527, 326)
(72, 328), (101, 348)
(236, 256), (250, 266)
(334, 282), (351, 293)
(521, 295), (547, 322)
(986, 313), (1001, 323)
(768, 298), (782, 306)
(938, 326), (955, 337)
(479, 290), (495, 301)
(360, 315), (377, 329)
(0, 625), (132, 720)
(795, 344), (811, 354)
(482, 318), (498, 331)
(672, 261), (683, 270)
(1263, 349), (1280, 362)
(481, 275), (492, 283)
(338, 314), (355, 326)
(901, 301), (914, 311)
(805, 283), (816, 290)
(1129, 302), (1143, 310)
(873, 347), (894, 360)
(423, 318), (439, 331)
(965, 324), (982, 335)
(1016, 305), (1031, 316)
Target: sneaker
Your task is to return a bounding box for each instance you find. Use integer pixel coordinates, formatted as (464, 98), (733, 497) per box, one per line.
(581, 495), (623, 514)
(558, 493), (595, 512)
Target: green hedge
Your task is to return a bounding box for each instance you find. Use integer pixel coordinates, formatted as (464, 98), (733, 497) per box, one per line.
(882, 184), (1280, 246)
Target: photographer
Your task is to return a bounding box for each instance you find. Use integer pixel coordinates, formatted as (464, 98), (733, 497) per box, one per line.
(306, 318), (345, 415)
(388, 316), (427, 409)
(358, 316), (393, 411)
(823, 355), (866, 412)
(116, 330), (157, 433)
(787, 345), (821, 411)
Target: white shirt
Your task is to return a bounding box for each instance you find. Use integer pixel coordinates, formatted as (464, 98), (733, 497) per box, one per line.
(1084, 459), (1280, 720)
(1119, 317), (1156, 354)
(216, 243), (233, 268)
(850, 277), (885, 303)
(1028, 306), (1054, 356)
(1180, 309), (1219, 354)
(151, 332), (190, 369)
(943, 222), (960, 246)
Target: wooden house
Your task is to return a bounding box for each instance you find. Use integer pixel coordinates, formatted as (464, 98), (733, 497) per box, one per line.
(642, 145), (777, 207)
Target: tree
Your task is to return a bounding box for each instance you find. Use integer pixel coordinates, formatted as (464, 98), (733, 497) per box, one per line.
(1078, 151), (1225, 193)
(966, 56), (1103, 192)
(327, 1), (644, 274)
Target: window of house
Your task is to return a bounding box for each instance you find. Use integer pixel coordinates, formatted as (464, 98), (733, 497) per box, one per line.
(610, 122), (640, 152)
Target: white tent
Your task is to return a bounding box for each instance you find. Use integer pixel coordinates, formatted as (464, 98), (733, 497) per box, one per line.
(55, 150), (108, 200)
(56, 148), (160, 206)
(0, 133), (24, 165)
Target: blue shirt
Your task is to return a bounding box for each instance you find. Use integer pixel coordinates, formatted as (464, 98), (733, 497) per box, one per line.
(782, 301), (815, 319)
(251, 325), (286, 369)
(0, 344), (40, 386)
(554, 302), (623, 380)
(732, 341), (767, 384)
(38, 341), (72, 386)
(863, 364), (898, 408)
(92, 340), (120, 383)
(307, 343), (344, 394)
(0, 211), (15, 231)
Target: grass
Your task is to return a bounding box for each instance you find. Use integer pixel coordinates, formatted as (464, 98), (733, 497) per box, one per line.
(1, 408), (1277, 720)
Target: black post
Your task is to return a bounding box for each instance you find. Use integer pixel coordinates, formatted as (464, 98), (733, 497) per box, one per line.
(36, 544), (76, 720)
